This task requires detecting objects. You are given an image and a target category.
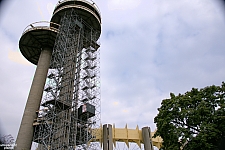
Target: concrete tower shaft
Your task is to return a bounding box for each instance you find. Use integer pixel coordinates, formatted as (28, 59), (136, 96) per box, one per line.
(15, 48), (52, 150)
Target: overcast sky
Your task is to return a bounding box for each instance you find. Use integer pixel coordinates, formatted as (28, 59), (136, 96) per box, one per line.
(0, 0), (225, 149)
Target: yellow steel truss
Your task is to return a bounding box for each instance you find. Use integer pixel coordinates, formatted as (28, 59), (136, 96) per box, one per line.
(90, 124), (163, 149)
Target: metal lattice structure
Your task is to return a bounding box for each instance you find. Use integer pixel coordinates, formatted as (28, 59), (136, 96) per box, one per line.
(32, 8), (101, 150)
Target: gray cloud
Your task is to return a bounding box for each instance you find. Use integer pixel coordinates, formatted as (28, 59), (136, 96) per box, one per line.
(100, 0), (225, 129)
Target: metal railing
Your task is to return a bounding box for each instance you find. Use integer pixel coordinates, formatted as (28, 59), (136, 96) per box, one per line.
(22, 21), (60, 35)
(56, 0), (101, 15)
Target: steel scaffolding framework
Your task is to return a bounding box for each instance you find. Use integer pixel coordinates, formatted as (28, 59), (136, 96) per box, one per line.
(32, 9), (101, 150)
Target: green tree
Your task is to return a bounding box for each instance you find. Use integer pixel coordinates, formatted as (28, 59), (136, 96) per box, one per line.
(154, 82), (225, 150)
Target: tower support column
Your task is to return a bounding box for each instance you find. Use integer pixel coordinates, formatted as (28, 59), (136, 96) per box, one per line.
(103, 124), (113, 150)
(108, 124), (113, 150)
(15, 48), (52, 150)
(142, 127), (154, 150)
(103, 124), (108, 150)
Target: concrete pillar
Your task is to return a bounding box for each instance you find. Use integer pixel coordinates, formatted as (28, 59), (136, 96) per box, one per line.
(103, 124), (113, 150)
(103, 124), (108, 150)
(15, 49), (52, 150)
(142, 127), (153, 150)
(108, 124), (113, 150)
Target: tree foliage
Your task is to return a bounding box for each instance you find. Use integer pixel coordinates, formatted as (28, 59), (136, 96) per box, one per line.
(154, 82), (225, 150)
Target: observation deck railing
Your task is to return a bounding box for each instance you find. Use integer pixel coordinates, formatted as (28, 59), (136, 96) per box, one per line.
(22, 21), (60, 35)
(56, 0), (101, 15)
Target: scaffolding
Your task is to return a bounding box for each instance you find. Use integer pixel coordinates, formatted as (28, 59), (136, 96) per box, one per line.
(32, 8), (101, 150)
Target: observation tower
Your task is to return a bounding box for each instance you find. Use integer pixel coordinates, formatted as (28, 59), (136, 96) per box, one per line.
(16, 0), (101, 149)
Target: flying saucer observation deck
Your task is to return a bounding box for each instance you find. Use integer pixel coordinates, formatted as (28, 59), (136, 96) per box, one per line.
(51, 0), (101, 29)
(19, 21), (59, 65)
(50, 0), (101, 43)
